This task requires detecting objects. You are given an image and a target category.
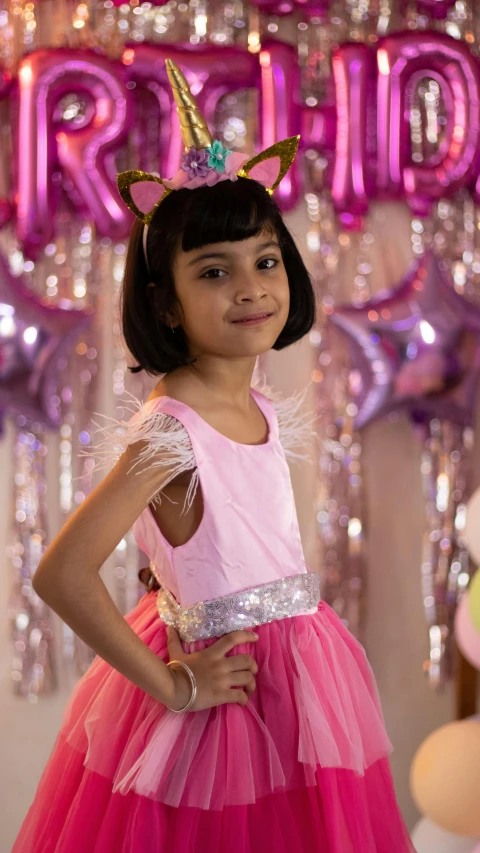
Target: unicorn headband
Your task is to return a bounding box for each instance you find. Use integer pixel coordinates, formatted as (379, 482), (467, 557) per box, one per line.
(116, 58), (300, 281)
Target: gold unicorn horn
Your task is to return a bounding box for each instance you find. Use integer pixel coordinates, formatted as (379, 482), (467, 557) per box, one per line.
(165, 59), (213, 151)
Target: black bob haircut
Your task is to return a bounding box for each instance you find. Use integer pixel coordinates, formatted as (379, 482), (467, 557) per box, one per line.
(121, 176), (316, 375)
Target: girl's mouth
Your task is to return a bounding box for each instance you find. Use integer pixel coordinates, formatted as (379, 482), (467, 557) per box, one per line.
(231, 313), (273, 326)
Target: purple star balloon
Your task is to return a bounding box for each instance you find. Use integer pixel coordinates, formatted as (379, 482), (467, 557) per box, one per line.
(328, 250), (480, 430)
(0, 250), (92, 429)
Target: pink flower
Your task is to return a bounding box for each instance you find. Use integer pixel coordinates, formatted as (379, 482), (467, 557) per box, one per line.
(164, 151), (251, 192)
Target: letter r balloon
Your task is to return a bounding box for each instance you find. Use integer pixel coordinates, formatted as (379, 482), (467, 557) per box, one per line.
(16, 49), (133, 257)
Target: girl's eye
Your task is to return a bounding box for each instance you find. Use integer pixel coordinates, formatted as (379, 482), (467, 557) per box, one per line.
(200, 258), (279, 279)
(258, 257), (279, 270)
(201, 268), (227, 279)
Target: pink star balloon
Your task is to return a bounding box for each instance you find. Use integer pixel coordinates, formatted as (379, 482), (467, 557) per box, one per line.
(328, 251), (480, 429)
(0, 251), (92, 429)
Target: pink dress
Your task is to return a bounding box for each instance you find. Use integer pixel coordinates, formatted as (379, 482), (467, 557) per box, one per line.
(12, 385), (417, 853)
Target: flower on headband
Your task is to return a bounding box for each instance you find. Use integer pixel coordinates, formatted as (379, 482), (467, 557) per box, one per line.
(206, 140), (232, 174)
(165, 150), (250, 192)
(180, 147), (210, 180)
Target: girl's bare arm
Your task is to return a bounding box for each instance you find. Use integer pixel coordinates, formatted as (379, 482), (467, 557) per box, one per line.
(32, 445), (183, 708)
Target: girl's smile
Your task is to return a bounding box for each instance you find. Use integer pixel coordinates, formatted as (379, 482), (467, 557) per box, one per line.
(230, 312), (274, 326)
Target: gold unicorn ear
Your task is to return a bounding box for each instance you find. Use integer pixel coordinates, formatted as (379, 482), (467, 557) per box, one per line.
(237, 136), (300, 194)
(117, 170), (172, 224)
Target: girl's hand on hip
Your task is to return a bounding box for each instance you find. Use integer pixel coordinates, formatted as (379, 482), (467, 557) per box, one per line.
(165, 625), (259, 712)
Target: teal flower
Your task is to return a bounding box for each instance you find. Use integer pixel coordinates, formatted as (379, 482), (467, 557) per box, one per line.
(206, 139), (232, 173)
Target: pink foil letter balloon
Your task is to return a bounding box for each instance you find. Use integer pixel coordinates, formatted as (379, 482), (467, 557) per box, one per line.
(248, 0), (330, 18)
(400, 0), (456, 19)
(16, 49), (133, 256)
(376, 32), (480, 217)
(331, 42), (374, 226)
(259, 41), (301, 211)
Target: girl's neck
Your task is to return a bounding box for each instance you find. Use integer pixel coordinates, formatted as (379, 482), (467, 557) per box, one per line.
(164, 362), (257, 410)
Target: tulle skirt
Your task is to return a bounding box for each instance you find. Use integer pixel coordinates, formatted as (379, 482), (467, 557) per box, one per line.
(12, 592), (417, 853)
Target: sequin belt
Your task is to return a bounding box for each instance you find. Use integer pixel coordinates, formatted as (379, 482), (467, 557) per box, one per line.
(153, 569), (322, 642)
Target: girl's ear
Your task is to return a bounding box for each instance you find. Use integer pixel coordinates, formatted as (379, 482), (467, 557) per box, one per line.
(237, 136), (300, 194)
(117, 170), (172, 224)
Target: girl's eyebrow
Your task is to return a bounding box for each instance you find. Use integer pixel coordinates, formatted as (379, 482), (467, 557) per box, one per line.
(186, 240), (280, 267)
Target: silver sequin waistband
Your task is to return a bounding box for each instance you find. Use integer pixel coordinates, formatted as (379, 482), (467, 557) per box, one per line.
(154, 570), (322, 642)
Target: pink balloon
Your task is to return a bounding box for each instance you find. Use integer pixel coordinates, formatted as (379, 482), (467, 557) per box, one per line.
(0, 199), (12, 228)
(0, 67), (11, 97)
(401, 0), (456, 18)
(301, 102), (336, 153)
(0, 66), (13, 231)
(15, 49), (133, 257)
(0, 251), (91, 428)
(112, 0), (332, 16)
(376, 32), (480, 217)
(455, 593), (480, 671)
(251, 0), (330, 17)
(330, 42), (375, 227)
(258, 41), (301, 211)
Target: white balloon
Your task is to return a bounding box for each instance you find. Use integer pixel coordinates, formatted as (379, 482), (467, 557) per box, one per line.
(464, 488), (480, 565)
(411, 818), (480, 853)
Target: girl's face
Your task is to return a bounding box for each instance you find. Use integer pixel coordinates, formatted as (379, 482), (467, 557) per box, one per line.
(170, 228), (290, 360)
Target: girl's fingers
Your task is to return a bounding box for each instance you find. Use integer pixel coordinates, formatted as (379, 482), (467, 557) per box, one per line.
(226, 669), (256, 689)
(224, 688), (250, 706)
(225, 654), (258, 673)
(213, 630), (259, 655)
(181, 630), (260, 711)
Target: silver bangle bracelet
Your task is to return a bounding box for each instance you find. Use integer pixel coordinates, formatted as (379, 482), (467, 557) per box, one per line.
(166, 659), (197, 712)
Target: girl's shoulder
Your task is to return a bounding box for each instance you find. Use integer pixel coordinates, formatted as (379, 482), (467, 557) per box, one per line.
(78, 391), (199, 514)
(250, 373), (319, 462)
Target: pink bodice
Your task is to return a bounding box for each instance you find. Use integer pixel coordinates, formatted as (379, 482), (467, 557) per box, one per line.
(132, 387), (316, 612)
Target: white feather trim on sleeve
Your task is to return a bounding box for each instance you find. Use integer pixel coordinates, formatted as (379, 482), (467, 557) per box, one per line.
(77, 390), (199, 515)
(251, 374), (320, 462)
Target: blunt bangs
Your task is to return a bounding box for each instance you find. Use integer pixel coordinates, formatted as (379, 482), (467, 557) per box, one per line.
(179, 178), (276, 253)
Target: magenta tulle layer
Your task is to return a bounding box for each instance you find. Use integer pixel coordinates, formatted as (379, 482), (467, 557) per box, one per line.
(12, 593), (417, 853)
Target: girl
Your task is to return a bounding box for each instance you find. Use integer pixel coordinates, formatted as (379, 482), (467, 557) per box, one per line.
(12, 60), (417, 853)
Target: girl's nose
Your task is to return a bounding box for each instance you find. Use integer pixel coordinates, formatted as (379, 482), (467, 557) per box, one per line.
(237, 275), (268, 301)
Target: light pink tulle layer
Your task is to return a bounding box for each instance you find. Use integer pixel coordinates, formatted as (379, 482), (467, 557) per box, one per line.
(62, 593), (393, 808)
(12, 593), (417, 853)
